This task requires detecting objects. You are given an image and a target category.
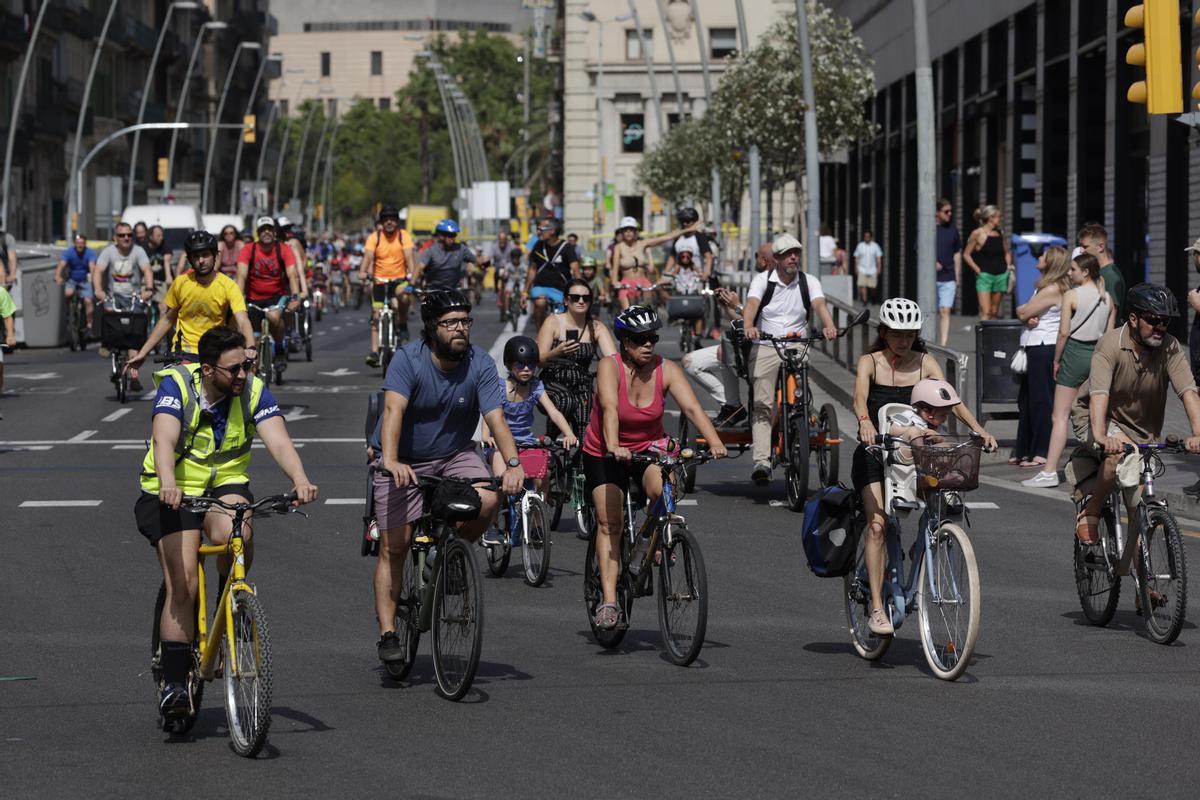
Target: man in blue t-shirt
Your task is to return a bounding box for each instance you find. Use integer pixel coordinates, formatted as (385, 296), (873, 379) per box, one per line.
(55, 233), (98, 329)
(934, 200), (963, 346)
(370, 289), (526, 664)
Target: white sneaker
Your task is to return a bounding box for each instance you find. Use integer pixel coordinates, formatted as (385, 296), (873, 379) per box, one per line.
(1021, 471), (1059, 488)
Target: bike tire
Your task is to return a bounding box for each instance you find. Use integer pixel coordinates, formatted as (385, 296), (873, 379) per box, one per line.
(380, 347), (394, 375)
(115, 354), (129, 403)
(917, 522), (981, 681)
(1137, 506), (1188, 645)
(844, 526), (891, 660)
(583, 535), (630, 648)
(385, 551), (422, 681)
(522, 494), (552, 587)
(785, 412), (810, 511)
(305, 338), (313, 362)
(1074, 505), (1121, 626)
(67, 304), (79, 352)
(484, 534), (511, 577)
(432, 539), (484, 701)
(223, 590), (273, 757)
(656, 526), (708, 666)
(576, 497), (596, 541)
(677, 416), (698, 494)
(816, 403), (840, 488)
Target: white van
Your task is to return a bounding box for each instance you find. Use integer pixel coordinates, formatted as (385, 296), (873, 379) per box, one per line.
(120, 204), (201, 251)
(202, 213), (247, 236)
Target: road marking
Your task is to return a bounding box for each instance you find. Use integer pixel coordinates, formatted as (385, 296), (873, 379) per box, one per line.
(0, 437), (364, 446)
(7, 372), (60, 381)
(319, 368), (357, 377)
(252, 442), (304, 448)
(0, 445), (52, 451)
(965, 501), (999, 510)
(101, 408), (132, 422)
(67, 430), (97, 442)
(677, 498), (698, 505)
(281, 405), (319, 422)
(19, 500), (103, 508)
(325, 498), (365, 505)
(111, 444), (144, 450)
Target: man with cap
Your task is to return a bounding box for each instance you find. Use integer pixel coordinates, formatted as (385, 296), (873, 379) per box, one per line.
(361, 204), (416, 367)
(740, 234), (839, 484)
(237, 216), (301, 370)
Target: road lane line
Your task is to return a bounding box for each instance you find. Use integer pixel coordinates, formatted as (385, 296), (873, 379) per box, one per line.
(0, 437), (365, 446)
(19, 500), (103, 508)
(325, 498), (365, 505)
(677, 499), (698, 505)
(965, 501), (999, 510)
(111, 444), (145, 449)
(101, 408), (132, 423)
(67, 430), (97, 442)
(0, 445), (52, 451)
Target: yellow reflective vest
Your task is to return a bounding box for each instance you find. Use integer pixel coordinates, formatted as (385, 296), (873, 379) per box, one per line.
(139, 364), (264, 496)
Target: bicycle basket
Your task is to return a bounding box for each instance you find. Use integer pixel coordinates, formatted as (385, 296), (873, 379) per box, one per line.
(517, 446), (550, 479)
(910, 434), (982, 491)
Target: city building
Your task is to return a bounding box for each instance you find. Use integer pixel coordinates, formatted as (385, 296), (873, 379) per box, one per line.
(823, 0), (1197, 315)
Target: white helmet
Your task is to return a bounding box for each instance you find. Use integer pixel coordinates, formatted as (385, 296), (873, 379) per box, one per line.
(879, 297), (923, 330)
(618, 216), (640, 231)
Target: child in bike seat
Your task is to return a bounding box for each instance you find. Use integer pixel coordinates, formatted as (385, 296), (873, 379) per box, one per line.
(885, 378), (961, 464)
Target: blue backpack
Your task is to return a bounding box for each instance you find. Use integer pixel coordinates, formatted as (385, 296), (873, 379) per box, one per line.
(801, 485), (860, 578)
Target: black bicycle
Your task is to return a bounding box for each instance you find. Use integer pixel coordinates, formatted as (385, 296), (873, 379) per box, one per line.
(66, 290), (88, 352)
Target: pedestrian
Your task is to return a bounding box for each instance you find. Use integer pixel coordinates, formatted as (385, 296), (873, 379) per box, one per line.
(0, 225), (15, 288)
(818, 224), (837, 275)
(1012, 245), (1070, 469)
(963, 204), (1012, 321)
(1077, 223), (1126, 321)
(0, 282), (16, 400)
(853, 230), (882, 306)
(934, 199), (962, 346)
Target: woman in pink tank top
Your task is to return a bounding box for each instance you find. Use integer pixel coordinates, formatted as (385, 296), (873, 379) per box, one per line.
(582, 305), (727, 631)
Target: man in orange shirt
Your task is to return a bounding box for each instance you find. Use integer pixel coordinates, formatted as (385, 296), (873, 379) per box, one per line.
(360, 204), (415, 367)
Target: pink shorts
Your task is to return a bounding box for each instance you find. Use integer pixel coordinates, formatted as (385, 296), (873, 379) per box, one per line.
(372, 448), (491, 529)
(617, 275), (652, 302)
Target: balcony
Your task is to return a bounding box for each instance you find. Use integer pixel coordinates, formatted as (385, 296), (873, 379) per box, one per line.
(61, 2), (98, 39)
(127, 18), (159, 55)
(0, 11), (25, 61)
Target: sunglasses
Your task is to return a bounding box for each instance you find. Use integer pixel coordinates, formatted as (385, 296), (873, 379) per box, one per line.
(436, 317), (474, 330)
(627, 333), (659, 346)
(1140, 314), (1170, 328)
(511, 361), (536, 371)
(567, 293), (592, 303)
(213, 360), (255, 377)
(116, 233), (132, 239)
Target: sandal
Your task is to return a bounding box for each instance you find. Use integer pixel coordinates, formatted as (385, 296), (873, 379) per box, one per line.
(1075, 511), (1100, 546)
(1019, 458), (1047, 469)
(592, 603), (619, 630)
(867, 607), (894, 636)
(1007, 456), (1021, 466)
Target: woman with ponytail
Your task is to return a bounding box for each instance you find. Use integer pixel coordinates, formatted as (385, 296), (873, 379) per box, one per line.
(963, 204), (1013, 320)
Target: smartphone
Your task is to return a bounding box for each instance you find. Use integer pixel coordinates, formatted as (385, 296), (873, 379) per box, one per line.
(566, 329), (580, 342)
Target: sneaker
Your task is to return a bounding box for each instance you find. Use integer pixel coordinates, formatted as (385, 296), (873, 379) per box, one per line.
(481, 526), (505, 547)
(867, 608), (895, 636)
(711, 404), (739, 426)
(1021, 470), (1060, 488)
(751, 462), (771, 485)
(365, 352), (380, 368)
(158, 682), (191, 724)
(130, 377), (144, 393)
(377, 631), (404, 662)
(722, 404), (749, 426)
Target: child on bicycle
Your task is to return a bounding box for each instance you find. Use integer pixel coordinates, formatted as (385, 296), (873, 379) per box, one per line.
(888, 378), (960, 445)
(481, 335), (578, 546)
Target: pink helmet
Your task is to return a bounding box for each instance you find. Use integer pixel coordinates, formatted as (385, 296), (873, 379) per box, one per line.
(911, 378), (960, 408)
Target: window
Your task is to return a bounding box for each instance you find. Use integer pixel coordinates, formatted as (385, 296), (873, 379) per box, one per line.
(625, 29), (652, 60)
(620, 113), (645, 153)
(710, 28), (737, 59)
(320, 52), (331, 77)
(378, 97), (390, 111)
(371, 51), (383, 76)
(327, 98), (338, 116)
(280, 98), (289, 116)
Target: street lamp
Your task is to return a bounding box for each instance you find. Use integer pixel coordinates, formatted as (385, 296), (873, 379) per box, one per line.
(734, 0), (761, 259)
(165, 20), (229, 196)
(307, 100), (341, 229)
(271, 78), (316, 215)
(624, 0), (666, 141)
(127, 0), (201, 208)
(580, 9), (633, 233)
(688, 1), (722, 244)
(289, 87), (334, 219)
(417, 52), (466, 201)
(1, 0), (50, 231)
(229, 52), (282, 214)
(201, 40), (263, 214)
(66, 0), (120, 238)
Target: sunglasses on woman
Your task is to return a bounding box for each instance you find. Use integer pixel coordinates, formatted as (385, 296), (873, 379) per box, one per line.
(567, 293), (592, 303)
(627, 332), (659, 346)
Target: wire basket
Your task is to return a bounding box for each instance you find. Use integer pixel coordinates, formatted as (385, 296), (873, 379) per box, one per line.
(910, 434), (982, 491)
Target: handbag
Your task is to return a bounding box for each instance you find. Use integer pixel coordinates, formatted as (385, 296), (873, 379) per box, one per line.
(1010, 346), (1028, 374)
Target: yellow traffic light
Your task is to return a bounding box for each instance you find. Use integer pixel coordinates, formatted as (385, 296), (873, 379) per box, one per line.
(156, 157), (168, 182)
(1125, 1), (1182, 114)
(242, 114), (256, 144)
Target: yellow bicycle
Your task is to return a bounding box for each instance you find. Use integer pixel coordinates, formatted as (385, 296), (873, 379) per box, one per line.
(150, 492), (304, 756)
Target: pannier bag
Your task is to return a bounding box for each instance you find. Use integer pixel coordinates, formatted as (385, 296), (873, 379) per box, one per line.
(101, 308), (148, 350)
(430, 477), (483, 522)
(667, 294), (707, 321)
(801, 484), (860, 578)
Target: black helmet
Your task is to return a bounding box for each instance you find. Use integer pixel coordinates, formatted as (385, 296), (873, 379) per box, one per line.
(613, 304), (662, 338)
(184, 229), (219, 255)
(420, 289), (472, 326)
(378, 203), (400, 222)
(677, 206), (699, 225)
(1127, 283), (1179, 318)
(503, 335), (539, 367)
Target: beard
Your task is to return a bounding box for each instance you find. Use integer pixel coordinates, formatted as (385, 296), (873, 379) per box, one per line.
(434, 334), (470, 361)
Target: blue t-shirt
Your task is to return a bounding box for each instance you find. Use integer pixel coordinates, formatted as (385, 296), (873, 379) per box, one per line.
(152, 377), (282, 449)
(371, 339), (504, 460)
(502, 379), (543, 445)
(62, 246), (96, 282)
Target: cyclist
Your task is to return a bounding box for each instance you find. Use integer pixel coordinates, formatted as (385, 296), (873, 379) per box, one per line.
(144, 224), (175, 316)
(236, 216), (301, 373)
(137, 325), (317, 726)
(217, 225), (242, 278)
(740, 234), (839, 484)
(371, 289), (525, 663)
(127, 231), (256, 367)
(581, 305), (727, 630)
(414, 218), (476, 291)
(1071, 284), (1200, 544)
(55, 233), (98, 331)
(663, 207), (715, 289)
(496, 245), (525, 320)
(525, 217), (579, 329)
(607, 215), (685, 311)
(361, 204), (416, 368)
(579, 255), (607, 309)
(682, 286), (750, 426)
(662, 245), (707, 339)
(0, 283), (15, 398)
(95, 223), (154, 388)
(537, 277), (618, 438)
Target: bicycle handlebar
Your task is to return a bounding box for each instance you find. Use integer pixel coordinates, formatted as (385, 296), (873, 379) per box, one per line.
(179, 491), (302, 516)
(1093, 435), (1197, 456)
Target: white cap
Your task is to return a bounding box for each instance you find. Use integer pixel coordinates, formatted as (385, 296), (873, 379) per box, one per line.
(254, 216), (275, 230)
(1070, 246), (1084, 259)
(1185, 237), (1200, 253)
(772, 233), (802, 255)
(276, 215), (292, 227)
(618, 216), (639, 230)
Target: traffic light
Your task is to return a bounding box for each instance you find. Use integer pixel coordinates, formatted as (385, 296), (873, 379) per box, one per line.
(156, 158), (168, 182)
(242, 114), (256, 144)
(1125, 1), (1182, 114)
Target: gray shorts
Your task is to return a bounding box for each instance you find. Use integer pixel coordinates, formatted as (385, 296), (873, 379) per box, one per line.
(372, 447), (490, 529)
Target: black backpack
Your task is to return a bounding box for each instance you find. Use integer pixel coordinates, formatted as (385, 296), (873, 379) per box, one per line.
(753, 268), (813, 330)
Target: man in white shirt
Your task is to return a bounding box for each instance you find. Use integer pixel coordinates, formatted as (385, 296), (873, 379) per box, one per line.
(741, 234), (839, 484)
(853, 230), (883, 305)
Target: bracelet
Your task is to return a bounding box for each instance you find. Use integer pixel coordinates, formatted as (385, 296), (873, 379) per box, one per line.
(858, 415), (869, 422)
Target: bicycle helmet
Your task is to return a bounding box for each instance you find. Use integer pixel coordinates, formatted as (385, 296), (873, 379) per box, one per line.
(617, 215), (640, 231)
(254, 215), (276, 232)
(420, 288), (472, 326)
(503, 335), (539, 367)
(276, 215), (293, 229)
(183, 229), (219, 256)
(879, 297), (923, 330)
(378, 203), (401, 222)
(579, 255), (597, 269)
(910, 378), (960, 409)
(1126, 283), (1179, 318)
(434, 218), (460, 236)
(613, 304), (662, 338)
(676, 207), (699, 225)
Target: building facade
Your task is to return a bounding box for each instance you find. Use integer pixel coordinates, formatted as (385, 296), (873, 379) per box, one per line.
(823, 0), (1196, 317)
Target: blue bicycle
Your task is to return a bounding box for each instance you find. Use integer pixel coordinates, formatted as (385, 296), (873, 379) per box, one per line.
(482, 472), (551, 587)
(844, 423), (982, 681)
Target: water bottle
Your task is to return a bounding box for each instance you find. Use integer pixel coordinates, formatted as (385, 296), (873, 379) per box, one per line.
(628, 534), (651, 577)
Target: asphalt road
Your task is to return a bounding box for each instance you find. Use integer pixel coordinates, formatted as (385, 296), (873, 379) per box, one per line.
(3, 298), (1200, 798)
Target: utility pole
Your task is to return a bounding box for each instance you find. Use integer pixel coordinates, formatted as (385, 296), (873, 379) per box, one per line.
(626, 1), (666, 142)
(794, 0), (821, 277)
(653, 0), (688, 123)
(690, 1), (722, 246)
(66, 0), (119, 238)
(522, 32), (531, 187)
(912, 0), (937, 335)
(734, 0), (761, 263)
(1, 0), (49, 231)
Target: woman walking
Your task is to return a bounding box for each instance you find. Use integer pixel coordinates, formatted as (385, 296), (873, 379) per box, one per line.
(1012, 246), (1070, 468)
(963, 205), (1012, 321)
(536, 278), (618, 437)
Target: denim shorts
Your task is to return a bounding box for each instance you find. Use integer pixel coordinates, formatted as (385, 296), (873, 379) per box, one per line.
(529, 285), (564, 309)
(936, 280), (956, 309)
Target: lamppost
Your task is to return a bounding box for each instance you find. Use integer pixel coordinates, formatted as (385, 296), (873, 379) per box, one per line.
(165, 20), (229, 196)
(271, 78), (316, 215)
(623, 0), (665, 142)
(127, 0), (201, 208)
(66, 0), (120, 238)
(306, 100), (338, 226)
(793, 0), (820, 276)
(288, 87), (333, 220)
(580, 9), (633, 233)
(229, 52), (282, 215)
(734, 0), (761, 259)
(653, 0), (688, 123)
(201, 40), (263, 214)
(320, 116), (342, 233)
(1, 0), (50, 230)
(417, 53), (466, 203)
(689, 1), (722, 244)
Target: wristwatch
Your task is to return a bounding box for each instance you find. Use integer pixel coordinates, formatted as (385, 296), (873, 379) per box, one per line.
(507, 456), (521, 468)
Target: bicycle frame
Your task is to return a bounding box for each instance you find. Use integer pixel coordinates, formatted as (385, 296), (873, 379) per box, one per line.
(193, 517), (255, 682)
(1091, 448), (1172, 580)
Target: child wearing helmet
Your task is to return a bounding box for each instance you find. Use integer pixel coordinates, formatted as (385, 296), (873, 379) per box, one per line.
(887, 378), (961, 462)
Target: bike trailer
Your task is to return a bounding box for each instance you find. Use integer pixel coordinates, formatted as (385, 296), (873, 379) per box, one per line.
(801, 484), (860, 578)
(667, 294), (707, 321)
(100, 306), (148, 350)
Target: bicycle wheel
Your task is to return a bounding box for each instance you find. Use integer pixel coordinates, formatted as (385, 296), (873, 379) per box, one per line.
(785, 412), (810, 511)
(843, 527), (891, 660)
(1137, 506), (1188, 645)
(1074, 505), (1121, 626)
(583, 535), (630, 648)
(816, 403), (840, 488)
(522, 494), (552, 587)
(384, 551), (422, 681)
(223, 590), (272, 757)
(115, 354), (129, 403)
(432, 539), (484, 700)
(304, 337), (313, 362)
(257, 338), (272, 387)
(67, 302), (79, 351)
(484, 534), (511, 577)
(576, 496), (596, 540)
(917, 522), (980, 681)
(656, 525), (708, 666)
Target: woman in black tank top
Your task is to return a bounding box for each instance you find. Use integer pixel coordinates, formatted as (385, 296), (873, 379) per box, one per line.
(963, 204), (1013, 321)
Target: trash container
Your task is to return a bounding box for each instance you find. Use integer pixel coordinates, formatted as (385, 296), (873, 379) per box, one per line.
(1011, 233), (1067, 307)
(974, 319), (1025, 423)
(10, 249), (64, 347)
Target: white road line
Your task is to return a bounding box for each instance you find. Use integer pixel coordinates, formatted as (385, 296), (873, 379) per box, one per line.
(965, 501), (999, 510)
(1, 445), (52, 451)
(68, 430), (97, 442)
(19, 500), (103, 508)
(677, 498), (698, 505)
(101, 408), (132, 423)
(252, 442), (305, 448)
(111, 444), (145, 450)
(324, 498), (365, 505)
